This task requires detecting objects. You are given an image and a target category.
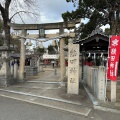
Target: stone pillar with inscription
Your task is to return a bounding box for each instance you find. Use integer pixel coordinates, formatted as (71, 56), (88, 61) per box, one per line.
(67, 38), (80, 94)
(19, 29), (27, 81)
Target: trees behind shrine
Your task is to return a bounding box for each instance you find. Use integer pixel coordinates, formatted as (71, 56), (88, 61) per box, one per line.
(63, 0), (120, 37)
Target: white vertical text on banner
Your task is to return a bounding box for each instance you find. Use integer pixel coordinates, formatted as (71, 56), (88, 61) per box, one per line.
(107, 36), (120, 81)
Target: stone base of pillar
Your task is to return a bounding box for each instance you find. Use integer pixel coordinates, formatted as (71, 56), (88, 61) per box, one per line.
(61, 75), (67, 82)
(0, 75), (17, 87)
(18, 71), (26, 82)
(111, 81), (116, 102)
(60, 76), (67, 87)
(60, 82), (67, 87)
(39, 63), (44, 72)
(39, 68), (44, 72)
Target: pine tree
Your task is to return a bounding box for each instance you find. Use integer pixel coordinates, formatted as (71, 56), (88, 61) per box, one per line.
(63, 0), (120, 35)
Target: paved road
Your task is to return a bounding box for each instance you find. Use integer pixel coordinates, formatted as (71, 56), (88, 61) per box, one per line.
(0, 96), (120, 120)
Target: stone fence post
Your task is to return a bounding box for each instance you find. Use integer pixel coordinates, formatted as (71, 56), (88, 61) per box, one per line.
(14, 59), (18, 79)
(10, 60), (14, 76)
(97, 66), (106, 101)
(83, 65), (87, 84)
(0, 47), (11, 86)
(37, 58), (40, 72)
(83, 66), (106, 101)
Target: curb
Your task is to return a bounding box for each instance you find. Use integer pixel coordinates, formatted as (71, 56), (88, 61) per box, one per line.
(83, 85), (120, 114)
(26, 81), (67, 84)
(83, 85), (99, 106)
(0, 88), (82, 106)
(94, 105), (120, 114)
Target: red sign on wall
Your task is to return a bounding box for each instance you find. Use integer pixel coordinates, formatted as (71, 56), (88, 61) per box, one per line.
(107, 36), (120, 81)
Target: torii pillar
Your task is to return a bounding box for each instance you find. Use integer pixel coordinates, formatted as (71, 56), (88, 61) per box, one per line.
(19, 29), (27, 81)
(59, 27), (66, 84)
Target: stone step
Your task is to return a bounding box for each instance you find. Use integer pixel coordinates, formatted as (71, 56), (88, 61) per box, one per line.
(12, 80), (67, 89)
(12, 82), (61, 89)
(26, 80), (67, 83)
(0, 89), (92, 116)
(25, 78), (61, 82)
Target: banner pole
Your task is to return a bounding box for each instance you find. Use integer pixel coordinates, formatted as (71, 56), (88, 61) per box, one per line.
(105, 35), (111, 101)
(109, 35), (117, 102)
(111, 80), (116, 102)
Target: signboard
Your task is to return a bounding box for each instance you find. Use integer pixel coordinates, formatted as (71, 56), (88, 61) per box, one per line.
(43, 54), (59, 59)
(107, 36), (120, 81)
(39, 29), (45, 38)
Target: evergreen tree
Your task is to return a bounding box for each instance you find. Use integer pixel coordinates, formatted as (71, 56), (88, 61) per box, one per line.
(48, 45), (58, 54)
(35, 47), (45, 55)
(48, 40), (59, 54)
(104, 28), (111, 35)
(63, 0), (120, 35)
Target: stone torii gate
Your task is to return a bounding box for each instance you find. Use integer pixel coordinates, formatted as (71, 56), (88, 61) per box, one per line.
(12, 20), (80, 82)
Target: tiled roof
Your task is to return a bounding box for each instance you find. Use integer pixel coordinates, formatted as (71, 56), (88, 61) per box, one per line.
(73, 27), (109, 43)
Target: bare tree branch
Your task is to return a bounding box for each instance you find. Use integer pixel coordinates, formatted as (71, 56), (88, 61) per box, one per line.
(18, 12), (25, 24)
(10, 10), (39, 20)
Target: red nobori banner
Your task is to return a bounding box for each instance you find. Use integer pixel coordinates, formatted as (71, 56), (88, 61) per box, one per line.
(107, 36), (120, 81)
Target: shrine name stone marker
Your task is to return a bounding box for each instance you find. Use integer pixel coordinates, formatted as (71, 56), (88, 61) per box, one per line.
(67, 43), (79, 94)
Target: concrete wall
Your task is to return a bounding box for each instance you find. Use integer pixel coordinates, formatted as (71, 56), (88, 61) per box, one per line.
(83, 66), (106, 101)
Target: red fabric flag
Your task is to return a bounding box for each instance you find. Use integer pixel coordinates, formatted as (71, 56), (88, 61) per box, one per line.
(107, 36), (120, 81)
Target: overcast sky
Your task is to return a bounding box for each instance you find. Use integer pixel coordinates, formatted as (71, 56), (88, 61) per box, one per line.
(12, 0), (76, 24)
(0, 0), (109, 48)
(9, 0), (77, 48)
(28, 0), (75, 24)
(17, 0), (77, 48)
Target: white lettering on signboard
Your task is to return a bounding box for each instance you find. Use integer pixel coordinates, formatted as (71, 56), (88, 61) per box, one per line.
(43, 54), (59, 59)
